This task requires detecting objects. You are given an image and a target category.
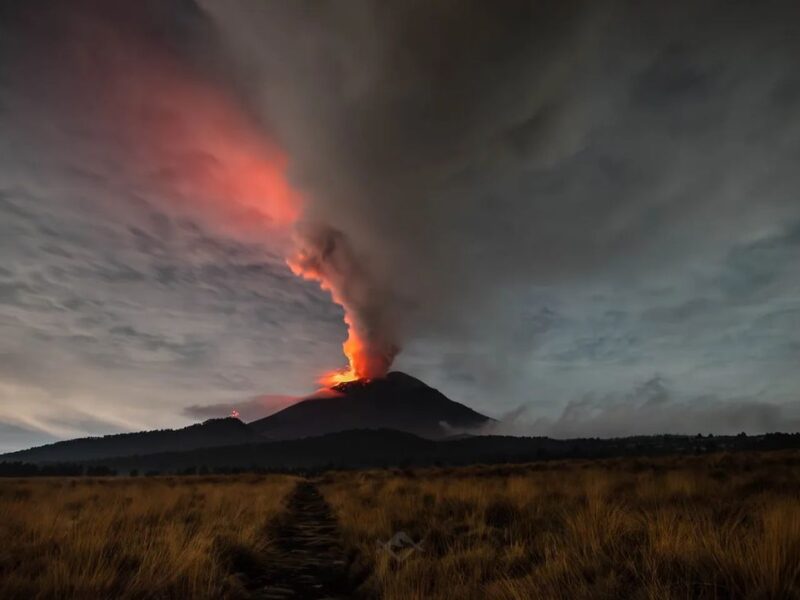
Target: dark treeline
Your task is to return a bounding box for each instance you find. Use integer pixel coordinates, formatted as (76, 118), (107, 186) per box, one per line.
(0, 461), (327, 478)
(4, 432), (800, 477)
(0, 462), (90, 477)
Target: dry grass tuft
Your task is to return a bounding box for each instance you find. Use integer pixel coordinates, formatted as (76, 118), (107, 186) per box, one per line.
(321, 452), (800, 600)
(0, 474), (296, 599)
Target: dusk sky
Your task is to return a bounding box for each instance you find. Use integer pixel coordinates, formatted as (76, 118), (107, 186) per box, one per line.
(2, 1), (800, 452)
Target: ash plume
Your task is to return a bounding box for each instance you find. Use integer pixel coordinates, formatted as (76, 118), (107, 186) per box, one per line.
(288, 223), (399, 382)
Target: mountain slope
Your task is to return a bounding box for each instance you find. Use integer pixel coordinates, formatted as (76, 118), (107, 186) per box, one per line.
(0, 417), (262, 463)
(250, 371), (492, 440)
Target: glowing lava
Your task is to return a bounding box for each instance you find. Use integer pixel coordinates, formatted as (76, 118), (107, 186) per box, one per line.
(321, 368), (360, 386)
(317, 315), (375, 386)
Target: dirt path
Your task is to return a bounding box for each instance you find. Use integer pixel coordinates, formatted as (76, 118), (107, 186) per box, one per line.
(249, 480), (356, 600)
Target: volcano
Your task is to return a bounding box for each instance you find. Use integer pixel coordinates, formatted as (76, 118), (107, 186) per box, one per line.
(249, 371), (492, 440)
(0, 372), (493, 465)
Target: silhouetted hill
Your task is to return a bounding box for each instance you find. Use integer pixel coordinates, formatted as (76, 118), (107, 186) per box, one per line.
(65, 430), (800, 473)
(0, 418), (261, 463)
(250, 371), (492, 440)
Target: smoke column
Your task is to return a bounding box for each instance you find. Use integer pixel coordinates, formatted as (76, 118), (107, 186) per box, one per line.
(287, 224), (399, 384)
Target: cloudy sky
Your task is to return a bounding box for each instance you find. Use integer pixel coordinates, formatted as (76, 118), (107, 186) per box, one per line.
(2, 1), (800, 452)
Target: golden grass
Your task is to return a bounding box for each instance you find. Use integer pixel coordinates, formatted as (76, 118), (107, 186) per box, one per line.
(320, 452), (800, 600)
(0, 474), (296, 599)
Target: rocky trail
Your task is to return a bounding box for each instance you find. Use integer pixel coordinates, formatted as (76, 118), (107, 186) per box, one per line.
(247, 480), (358, 600)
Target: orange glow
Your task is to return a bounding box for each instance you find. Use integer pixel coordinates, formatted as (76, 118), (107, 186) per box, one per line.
(121, 70), (302, 230)
(86, 28), (366, 387)
(154, 84), (301, 227)
(159, 80), (371, 386)
(320, 367), (360, 387)
(68, 18), (302, 232)
(315, 323), (373, 387)
(168, 93), (380, 386)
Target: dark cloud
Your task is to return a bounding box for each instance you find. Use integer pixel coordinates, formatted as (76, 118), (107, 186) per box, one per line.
(1, 1), (800, 449)
(202, 0), (800, 353)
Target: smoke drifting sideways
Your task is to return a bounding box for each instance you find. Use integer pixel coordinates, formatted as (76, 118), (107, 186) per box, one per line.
(6, 0), (800, 396)
(198, 0), (800, 391)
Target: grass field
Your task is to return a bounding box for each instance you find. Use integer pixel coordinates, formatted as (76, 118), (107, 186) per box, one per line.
(321, 452), (800, 600)
(0, 474), (296, 599)
(3, 452), (800, 599)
